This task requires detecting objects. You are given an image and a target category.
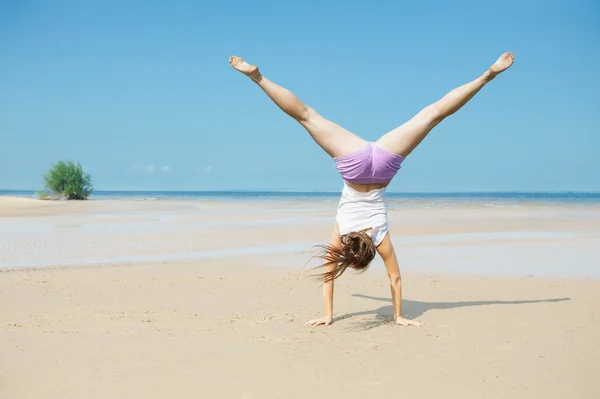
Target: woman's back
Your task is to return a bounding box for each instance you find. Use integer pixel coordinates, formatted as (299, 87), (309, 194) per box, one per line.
(336, 183), (389, 247)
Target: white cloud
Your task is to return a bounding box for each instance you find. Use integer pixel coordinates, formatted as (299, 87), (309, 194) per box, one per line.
(205, 165), (212, 172)
(133, 165), (171, 173)
(134, 165), (155, 173)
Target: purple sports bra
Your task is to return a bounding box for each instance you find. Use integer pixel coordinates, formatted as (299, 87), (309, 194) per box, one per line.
(334, 142), (405, 184)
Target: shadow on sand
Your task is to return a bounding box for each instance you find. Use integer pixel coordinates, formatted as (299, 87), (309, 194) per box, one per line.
(334, 294), (570, 330)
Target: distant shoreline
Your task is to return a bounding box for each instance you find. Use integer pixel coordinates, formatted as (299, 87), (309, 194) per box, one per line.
(2, 189), (600, 198)
(2, 190), (600, 210)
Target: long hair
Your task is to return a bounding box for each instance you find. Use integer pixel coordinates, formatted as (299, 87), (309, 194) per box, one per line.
(310, 231), (377, 284)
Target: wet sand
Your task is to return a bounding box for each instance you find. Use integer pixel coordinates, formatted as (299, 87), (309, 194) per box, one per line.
(1, 196), (599, 398)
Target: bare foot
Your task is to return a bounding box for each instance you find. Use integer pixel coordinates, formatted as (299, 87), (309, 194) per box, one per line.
(487, 52), (514, 79)
(229, 56), (262, 82)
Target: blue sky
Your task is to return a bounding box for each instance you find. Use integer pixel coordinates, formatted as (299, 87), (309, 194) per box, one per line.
(1, 0), (598, 192)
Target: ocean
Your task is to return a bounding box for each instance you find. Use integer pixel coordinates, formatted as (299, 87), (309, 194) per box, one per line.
(2, 189), (599, 274)
(2, 189), (600, 207)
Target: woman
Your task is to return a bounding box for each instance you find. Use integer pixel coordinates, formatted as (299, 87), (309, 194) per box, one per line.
(229, 52), (514, 327)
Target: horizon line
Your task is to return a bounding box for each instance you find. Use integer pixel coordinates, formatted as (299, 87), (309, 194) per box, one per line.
(2, 189), (600, 195)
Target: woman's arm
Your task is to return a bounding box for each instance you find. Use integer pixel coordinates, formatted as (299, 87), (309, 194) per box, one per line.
(376, 235), (421, 327)
(307, 224), (342, 326)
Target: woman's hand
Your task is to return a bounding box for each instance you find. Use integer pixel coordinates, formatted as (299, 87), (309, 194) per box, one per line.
(395, 317), (421, 327)
(307, 316), (333, 326)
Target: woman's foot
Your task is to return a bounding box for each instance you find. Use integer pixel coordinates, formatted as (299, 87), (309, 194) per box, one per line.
(229, 56), (262, 82)
(486, 52), (515, 80)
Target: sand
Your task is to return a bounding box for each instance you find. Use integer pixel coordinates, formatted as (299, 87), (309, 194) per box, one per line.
(1, 196), (599, 398)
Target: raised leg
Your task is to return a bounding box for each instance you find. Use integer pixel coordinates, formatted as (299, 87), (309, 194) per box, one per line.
(376, 52), (515, 157)
(229, 56), (368, 158)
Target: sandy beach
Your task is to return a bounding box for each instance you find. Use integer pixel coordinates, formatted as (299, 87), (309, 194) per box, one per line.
(1, 196), (599, 398)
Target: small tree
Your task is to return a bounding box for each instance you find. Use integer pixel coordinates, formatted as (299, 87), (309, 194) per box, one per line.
(41, 160), (93, 200)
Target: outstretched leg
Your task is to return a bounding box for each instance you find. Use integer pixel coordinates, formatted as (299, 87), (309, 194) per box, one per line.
(229, 56), (367, 158)
(376, 52), (515, 157)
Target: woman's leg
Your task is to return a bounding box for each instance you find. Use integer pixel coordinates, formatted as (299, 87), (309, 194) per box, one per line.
(376, 52), (515, 157)
(230, 56), (368, 158)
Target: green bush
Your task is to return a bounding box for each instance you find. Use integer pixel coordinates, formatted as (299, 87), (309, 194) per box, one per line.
(40, 160), (93, 200)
